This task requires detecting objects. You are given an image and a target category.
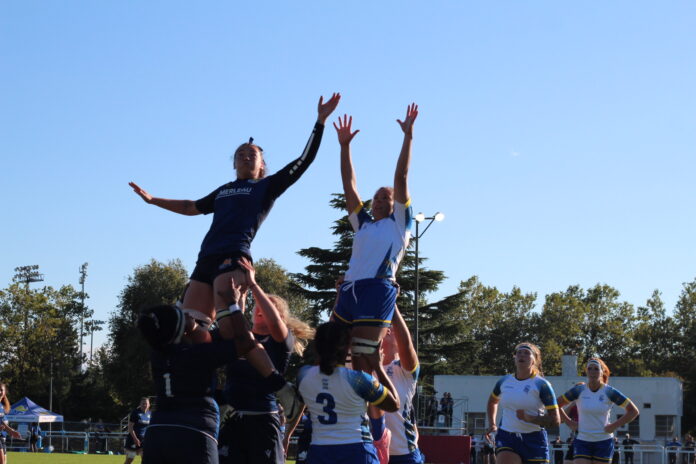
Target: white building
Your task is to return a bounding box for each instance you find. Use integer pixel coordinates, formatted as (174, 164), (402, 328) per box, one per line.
(434, 355), (682, 443)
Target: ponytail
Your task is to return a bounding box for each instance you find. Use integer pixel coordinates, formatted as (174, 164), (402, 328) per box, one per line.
(314, 322), (350, 376)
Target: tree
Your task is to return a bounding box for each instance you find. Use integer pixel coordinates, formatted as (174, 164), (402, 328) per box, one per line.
(0, 280), (83, 412)
(673, 277), (696, 434)
(103, 259), (188, 409)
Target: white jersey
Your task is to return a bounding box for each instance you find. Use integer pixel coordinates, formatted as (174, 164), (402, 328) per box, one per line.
(384, 360), (420, 456)
(297, 365), (388, 446)
(561, 383), (629, 442)
(491, 374), (558, 433)
(344, 200), (413, 281)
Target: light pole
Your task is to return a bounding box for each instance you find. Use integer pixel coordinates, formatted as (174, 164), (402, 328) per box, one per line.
(413, 212), (444, 357)
(78, 263), (88, 369)
(86, 319), (105, 364)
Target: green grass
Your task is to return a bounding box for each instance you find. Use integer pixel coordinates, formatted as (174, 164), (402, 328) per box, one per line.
(6, 453), (296, 464)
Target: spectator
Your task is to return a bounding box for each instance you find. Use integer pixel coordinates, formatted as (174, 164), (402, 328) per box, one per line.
(612, 437), (621, 464)
(683, 434), (694, 464)
(667, 437), (683, 464)
(28, 422), (41, 452)
(552, 436), (564, 464)
(441, 392), (454, 427)
(470, 433), (478, 464)
(428, 392), (438, 427)
(623, 433), (640, 464)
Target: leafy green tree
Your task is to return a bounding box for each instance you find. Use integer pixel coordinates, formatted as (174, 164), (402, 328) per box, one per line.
(673, 277), (696, 434)
(538, 284), (636, 375)
(103, 259), (188, 409)
(0, 280), (83, 411)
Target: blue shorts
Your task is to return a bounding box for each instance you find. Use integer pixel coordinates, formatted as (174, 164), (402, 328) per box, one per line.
(333, 279), (397, 327)
(190, 252), (252, 285)
(574, 438), (614, 462)
(389, 449), (425, 464)
(495, 428), (550, 464)
(308, 442), (379, 464)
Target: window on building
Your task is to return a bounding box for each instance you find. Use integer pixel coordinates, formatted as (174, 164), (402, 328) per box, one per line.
(466, 413), (487, 436)
(617, 414), (640, 437)
(655, 415), (676, 438)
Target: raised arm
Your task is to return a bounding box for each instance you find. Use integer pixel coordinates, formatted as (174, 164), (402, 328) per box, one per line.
(267, 93), (341, 197)
(391, 305), (418, 372)
(238, 258), (289, 343)
(333, 114), (362, 214)
(393, 103), (418, 204)
(129, 182), (201, 216)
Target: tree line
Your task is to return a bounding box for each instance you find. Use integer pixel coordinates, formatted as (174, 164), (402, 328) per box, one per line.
(1, 195), (694, 433)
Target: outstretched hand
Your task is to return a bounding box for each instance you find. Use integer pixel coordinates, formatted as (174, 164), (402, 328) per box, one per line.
(129, 182), (153, 203)
(317, 92), (341, 124)
(237, 257), (257, 286)
(333, 114), (360, 146)
(396, 103), (419, 137)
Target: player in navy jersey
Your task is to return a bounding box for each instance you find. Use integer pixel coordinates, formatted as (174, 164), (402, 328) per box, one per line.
(380, 306), (424, 464)
(124, 397), (151, 464)
(137, 285), (286, 464)
(129, 94), (340, 391)
(557, 358), (639, 464)
(330, 104), (418, 373)
(0, 382), (21, 464)
(297, 321), (399, 464)
(218, 258), (315, 464)
(487, 342), (560, 464)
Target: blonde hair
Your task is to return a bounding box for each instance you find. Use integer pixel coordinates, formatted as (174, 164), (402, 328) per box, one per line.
(267, 294), (315, 356)
(586, 357), (611, 384)
(514, 342), (544, 377)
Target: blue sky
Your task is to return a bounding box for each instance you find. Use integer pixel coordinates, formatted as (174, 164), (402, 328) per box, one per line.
(2, 1), (695, 353)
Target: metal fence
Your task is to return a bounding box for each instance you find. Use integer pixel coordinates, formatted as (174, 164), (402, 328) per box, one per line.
(4, 421), (126, 454)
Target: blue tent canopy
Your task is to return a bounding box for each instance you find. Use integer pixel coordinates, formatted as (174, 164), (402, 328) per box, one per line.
(5, 397), (64, 423)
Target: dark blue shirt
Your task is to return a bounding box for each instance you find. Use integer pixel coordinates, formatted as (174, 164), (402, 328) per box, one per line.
(224, 331), (294, 412)
(195, 123), (324, 260)
(128, 408), (150, 440)
(148, 334), (244, 439)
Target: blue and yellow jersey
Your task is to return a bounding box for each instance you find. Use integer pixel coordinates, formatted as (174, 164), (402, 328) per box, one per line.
(561, 384), (630, 442)
(297, 365), (386, 446)
(384, 359), (421, 456)
(344, 200), (413, 281)
(491, 374), (558, 433)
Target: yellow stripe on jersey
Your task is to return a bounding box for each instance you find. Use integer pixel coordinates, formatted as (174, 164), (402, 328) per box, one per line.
(352, 203), (364, 215)
(332, 311), (352, 325)
(561, 394), (572, 404)
(619, 398), (630, 408)
(353, 318), (392, 324)
(490, 392), (500, 400)
(545, 404), (559, 410)
(370, 388), (389, 406)
(404, 198), (411, 207)
(408, 362), (419, 375)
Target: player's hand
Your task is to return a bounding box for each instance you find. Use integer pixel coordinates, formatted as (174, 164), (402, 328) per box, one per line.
(9, 429), (21, 439)
(516, 409), (530, 422)
(129, 182), (153, 203)
(216, 276), (243, 307)
(333, 114), (360, 147)
(317, 93), (341, 124)
(238, 257), (257, 286)
(485, 424), (498, 441)
(604, 423), (618, 434)
(134, 438), (141, 448)
(396, 103), (418, 138)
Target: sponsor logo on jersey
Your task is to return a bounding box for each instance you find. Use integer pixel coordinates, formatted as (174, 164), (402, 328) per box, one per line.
(216, 187), (253, 198)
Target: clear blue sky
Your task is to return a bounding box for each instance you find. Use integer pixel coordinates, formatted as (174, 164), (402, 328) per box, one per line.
(2, 1), (695, 354)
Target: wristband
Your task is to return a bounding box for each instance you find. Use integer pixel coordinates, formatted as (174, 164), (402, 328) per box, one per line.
(215, 304), (241, 322)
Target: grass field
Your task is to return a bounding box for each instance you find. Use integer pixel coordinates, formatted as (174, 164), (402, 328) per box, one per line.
(6, 453), (297, 464)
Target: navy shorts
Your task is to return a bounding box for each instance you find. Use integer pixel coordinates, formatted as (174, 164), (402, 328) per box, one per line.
(333, 278), (397, 327)
(191, 252), (252, 286)
(307, 442), (379, 464)
(574, 438), (614, 462)
(143, 426), (218, 464)
(495, 428), (550, 464)
(389, 449), (426, 464)
(125, 434), (145, 451)
(218, 412), (284, 464)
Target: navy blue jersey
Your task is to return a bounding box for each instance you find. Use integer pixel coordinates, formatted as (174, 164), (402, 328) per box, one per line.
(148, 333), (246, 439)
(195, 123), (324, 260)
(224, 332), (294, 412)
(129, 408), (151, 439)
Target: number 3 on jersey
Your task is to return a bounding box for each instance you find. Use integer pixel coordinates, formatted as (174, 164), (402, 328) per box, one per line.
(315, 392), (337, 424)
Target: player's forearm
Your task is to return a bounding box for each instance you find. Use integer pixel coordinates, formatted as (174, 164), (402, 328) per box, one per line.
(150, 198), (199, 216)
(393, 134), (412, 201)
(526, 411), (560, 427)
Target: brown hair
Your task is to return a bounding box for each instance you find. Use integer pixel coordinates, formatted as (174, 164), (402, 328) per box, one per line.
(267, 294), (315, 356)
(514, 342), (544, 377)
(0, 382), (11, 414)
(373, 186), (394, 199)
(586, 357), (611, 384)
(233, 143), (266, 178)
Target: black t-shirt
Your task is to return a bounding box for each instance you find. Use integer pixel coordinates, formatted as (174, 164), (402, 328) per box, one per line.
(194, 123), (324, 260)
(224, 331), (294, 411)
(623, 439), (639, 451)
(148, 332), (240, 438)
